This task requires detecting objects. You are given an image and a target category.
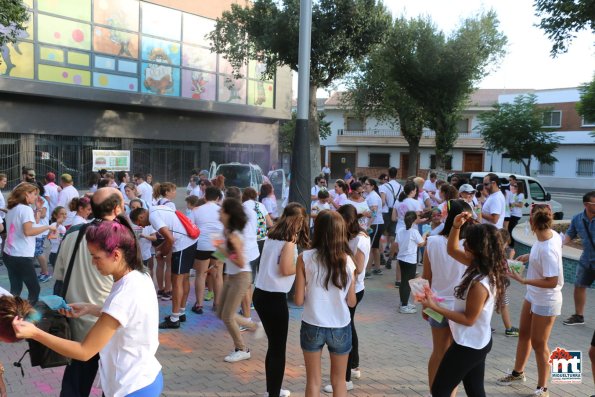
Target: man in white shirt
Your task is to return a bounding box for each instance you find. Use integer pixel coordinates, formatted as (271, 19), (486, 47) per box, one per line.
(321, 164), (331, 182)
(423, 172), (438, 193)
(57, 173), (79, 227)
(117, 171), (130, 195)
(481, 173), (506, 229)
(134, 173), (153, 206)
(130, 205), (198, 329)
(43, 172), (60, 214)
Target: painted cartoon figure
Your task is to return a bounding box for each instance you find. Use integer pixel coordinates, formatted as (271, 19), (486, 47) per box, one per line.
(255, 61), (267, 105)
(0, 26), (29, 76)
(107, 18), (133, 58)
(224, 76), (243, 103)
(190, 70), (209, 99)
(144, 48), (173, 95)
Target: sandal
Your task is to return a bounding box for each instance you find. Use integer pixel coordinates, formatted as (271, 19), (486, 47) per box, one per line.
(191, 304), (203, 314)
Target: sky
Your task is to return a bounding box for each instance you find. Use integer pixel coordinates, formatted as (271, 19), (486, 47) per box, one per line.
(294, 0), (595, 97)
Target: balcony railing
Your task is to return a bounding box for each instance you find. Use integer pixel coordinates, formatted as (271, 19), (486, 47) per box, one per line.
(338, 129), (482, 139)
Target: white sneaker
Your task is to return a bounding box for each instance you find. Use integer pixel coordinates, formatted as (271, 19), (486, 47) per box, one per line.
(264, 390), (291, 397)
(406, 303), (416, 309)
(253, 321), (265, 339)
(323, 381), (354, 393)
(351, 368), (361, 379)
(399, 305), (417, 314)
(224, 349), (251, 362)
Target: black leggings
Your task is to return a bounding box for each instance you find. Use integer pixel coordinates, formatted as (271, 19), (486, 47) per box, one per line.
(346, 289), (364, 381)
(398, 260), (416, 306)
(508, 215), (521, 247)
(253, 288), (288, 397)
(432, 338), (492, 397)
(4, 254), (40, 305)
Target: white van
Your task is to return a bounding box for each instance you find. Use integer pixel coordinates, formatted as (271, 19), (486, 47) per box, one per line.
(209, 162), (286, 197)
(451, 172), (563, 220)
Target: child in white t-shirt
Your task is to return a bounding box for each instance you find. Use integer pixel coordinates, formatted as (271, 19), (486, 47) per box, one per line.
(395, 211), (426, 313)
(47, 206), (68, 275)
(310, 190), (332, 229)
(139, 225), (157, 277)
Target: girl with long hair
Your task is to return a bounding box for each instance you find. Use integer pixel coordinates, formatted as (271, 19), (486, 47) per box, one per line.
(328, 204), (370, 392)
(295, 210), (356, 397)
(422, 199), (473, 395)
(363, 178), (385, 276)
(331, 179), (349, 210)
(4, 183), (56, 305)
(421, 212), (508, 397)
(497, 205), (563, 397)
(259, 183), (278, 220)
(344, 182), (371, 230)
(12, 220), (163, 397)
(253, 203), (310, 397)
(69, 197), (92, 226)
(216, 198), (264, 363)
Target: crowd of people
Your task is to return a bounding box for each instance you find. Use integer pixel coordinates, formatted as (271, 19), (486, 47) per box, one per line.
(0, 164), (592, 397)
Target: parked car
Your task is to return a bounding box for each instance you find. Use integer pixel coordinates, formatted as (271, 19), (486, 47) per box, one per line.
(449, 172), (563, 220)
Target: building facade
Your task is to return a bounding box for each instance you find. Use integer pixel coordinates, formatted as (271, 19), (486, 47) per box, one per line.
(0, 0), (291, 187)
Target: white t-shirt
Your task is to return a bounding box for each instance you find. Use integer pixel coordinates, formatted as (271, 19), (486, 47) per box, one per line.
(137, 182), (153, 205)
(349, 234), (371, 293)
(71, 214), (89, 227)
(333, 193), (347, 208)
(242, 200), (263, 261)
(426, 236), (467, 305)
(38, 196), (50, 237)
(189, 186), (203, 198)
(301, 249), (355, 328)
(365, 190), (384, 225)
(396, 228), (424, 264)
(255, 239), (297, 293)
(509, 193), (525, 218)
(383, 180), (403, 210)
(395, 198), (423, 232)
(526, 231), (564, 306)
(44, 182), (60, 213)
(311, 185), (322, 198)
(157, 198), (176, 210)
(119, 182), (127, 196)
(0, 191), (5, 220)
(450, 275), (494, 350)
(481, 191), (506, 229)
(378, 184), (390, 213)
(310, 200), (332, 227)
(224, 230), (252, 275)
(139, 225), (156, 261)
(190, 202), (224, 251)
(345, 199), (371, 229)
(57, 185), (79, 226)
(262, 197), (278, 219)
(100, 270), (161, 397)
(148, 206), (198, 252)
(4, 204), (36, 257)
(423, 179), (437, 193)
(49, 223), (67, 254)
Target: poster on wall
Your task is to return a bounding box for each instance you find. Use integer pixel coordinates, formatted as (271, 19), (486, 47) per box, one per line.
(92, 150), (130, 171)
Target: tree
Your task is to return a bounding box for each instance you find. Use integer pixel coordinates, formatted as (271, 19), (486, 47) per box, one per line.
(208, 0), (392, 179)
(0, 0), (29, 65)
(534, 0), (595, 56)
(279, 110), (331, 153)
(576, 74), (595, 139)
(479, 94), (561, 176)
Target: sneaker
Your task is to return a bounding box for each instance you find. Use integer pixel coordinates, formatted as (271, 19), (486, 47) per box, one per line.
(323, 381), (354, 393)
(372, 269), (383, 275)
(157, 289), (164, 298)
(394, 281), (401, 288)
(264, 390), (291, 397)
(406, 303), (416, 310)
(562, 314), (584, 326)
(161, 291), (172, 301)
(399, 305), (417, 314)
(159, 316), (180, 329)
(178, 313), (186, 322)
(384, 258), (391, 269)
(531, 387), (549, 396)
(351, 368), (361, 379)
(224, 349), (251, 362)
(505, 327), (520, 337)
(497, 371), (526, 385)
(253, 321), (265, 339)
(364, 272), (371, 279)
(39, 273), (52, 283)
(239, 325), (249, 332)
(204, 290), (214, 301)
(191, 304), (204, 314)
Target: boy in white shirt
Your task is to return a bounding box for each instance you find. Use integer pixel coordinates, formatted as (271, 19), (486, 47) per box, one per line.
(310, 190), (332, 230)
(396, 211), (426, 314)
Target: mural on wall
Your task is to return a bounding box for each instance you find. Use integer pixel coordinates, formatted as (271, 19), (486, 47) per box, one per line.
(0, 0), (274, 108)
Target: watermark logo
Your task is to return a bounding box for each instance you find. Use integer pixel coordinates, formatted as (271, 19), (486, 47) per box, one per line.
(549, 347), (581, 384)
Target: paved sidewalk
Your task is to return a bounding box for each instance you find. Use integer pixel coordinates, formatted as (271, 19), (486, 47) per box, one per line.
(0, 262), (593, 397)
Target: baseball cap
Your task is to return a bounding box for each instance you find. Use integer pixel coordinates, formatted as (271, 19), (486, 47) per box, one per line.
(458, 184), (476, 193)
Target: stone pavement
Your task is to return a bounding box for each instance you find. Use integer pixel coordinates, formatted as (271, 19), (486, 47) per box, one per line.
(0, 261), (593, 397)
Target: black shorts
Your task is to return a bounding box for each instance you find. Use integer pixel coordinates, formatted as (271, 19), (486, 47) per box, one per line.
(383, 213), (396, 237)
(369, 223), (385, 249)
(195, 250), (214, 261)
(171, 244), (195, 275)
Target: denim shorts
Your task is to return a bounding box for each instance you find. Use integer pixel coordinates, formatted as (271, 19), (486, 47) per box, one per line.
(575, 264), (595, 288)
(34, 238), (44, 257)
(300, 321), (352, 355)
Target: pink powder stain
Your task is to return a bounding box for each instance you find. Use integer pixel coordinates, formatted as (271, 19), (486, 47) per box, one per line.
(128, 83), (135, 90)
(62, 71), (68, 78)
(73, 75), (82, 84)
(54, 31), (61, 39)
(72, 29), (84, 43)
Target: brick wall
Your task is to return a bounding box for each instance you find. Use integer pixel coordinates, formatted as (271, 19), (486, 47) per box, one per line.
(538, 102), (592, 131)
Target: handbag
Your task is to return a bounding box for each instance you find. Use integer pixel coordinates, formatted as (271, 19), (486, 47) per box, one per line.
(14, 224), (90, 371)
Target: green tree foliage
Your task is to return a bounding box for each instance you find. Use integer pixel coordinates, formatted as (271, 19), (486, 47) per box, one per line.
(208, 0), (392, 178)
(0, 0), (29, 61)
(576, 74), (595, 138)
(479, 94), (561, 176)
(279, 110), (331, 153)
(535, 0), (595, 56)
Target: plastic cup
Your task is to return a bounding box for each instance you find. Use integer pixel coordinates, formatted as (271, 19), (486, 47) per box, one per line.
(507, 259), (524, 273)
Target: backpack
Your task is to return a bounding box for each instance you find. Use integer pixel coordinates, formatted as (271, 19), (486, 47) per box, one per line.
(175, 210), (200, 239)
(254, 203), (267, 240)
